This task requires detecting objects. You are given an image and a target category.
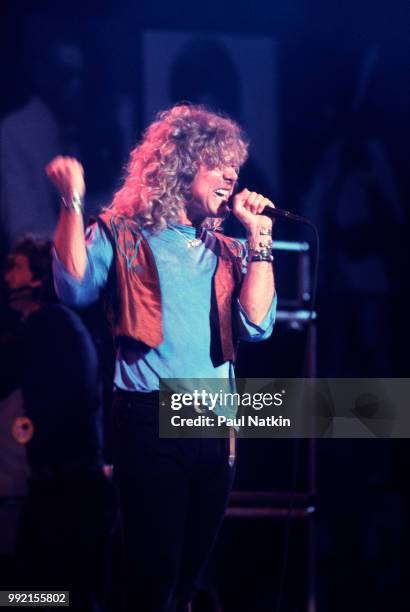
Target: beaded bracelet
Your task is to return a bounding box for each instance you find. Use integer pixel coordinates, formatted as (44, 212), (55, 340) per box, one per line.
(246, 228), (274, 263)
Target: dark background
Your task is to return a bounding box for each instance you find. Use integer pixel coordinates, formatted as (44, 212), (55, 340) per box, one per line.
(1, 1), (410, 610)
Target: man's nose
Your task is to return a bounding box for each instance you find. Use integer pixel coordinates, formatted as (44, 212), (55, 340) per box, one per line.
(223, 166), (238, 182)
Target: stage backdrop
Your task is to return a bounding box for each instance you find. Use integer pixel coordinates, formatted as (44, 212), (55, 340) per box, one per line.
(141, 30), (280, 195)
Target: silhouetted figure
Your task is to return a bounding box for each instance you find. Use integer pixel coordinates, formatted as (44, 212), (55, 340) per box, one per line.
(303, 119), (402, 376)
(0, 22), (84, 252)
(1, 237), (115, 611)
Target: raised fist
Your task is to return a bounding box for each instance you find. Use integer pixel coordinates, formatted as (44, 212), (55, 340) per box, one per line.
(45, 156), (85, 200)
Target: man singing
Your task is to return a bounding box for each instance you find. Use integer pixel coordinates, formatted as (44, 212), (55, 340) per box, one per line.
(48, 104), (276, 611)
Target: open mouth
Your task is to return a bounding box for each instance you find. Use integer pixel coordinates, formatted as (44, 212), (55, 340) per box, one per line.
(213, 188), (230, 201)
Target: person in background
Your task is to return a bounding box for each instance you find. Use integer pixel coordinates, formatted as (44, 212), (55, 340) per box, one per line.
(0, 24), (84, 254)
(1, 236), (115, 612)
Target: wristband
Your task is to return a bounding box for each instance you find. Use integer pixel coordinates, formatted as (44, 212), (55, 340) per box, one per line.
(247, 251), (274, 263)
(61, 190), (83, 215)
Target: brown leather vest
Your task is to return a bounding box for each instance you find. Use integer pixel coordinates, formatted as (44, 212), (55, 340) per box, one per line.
(97, 211), (244, 364)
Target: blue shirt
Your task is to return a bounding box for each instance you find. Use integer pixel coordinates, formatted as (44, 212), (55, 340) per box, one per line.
(53, 223), (276, 413)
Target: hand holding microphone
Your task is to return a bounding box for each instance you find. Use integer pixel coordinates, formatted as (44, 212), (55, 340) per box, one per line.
(232, 188), (276, 235)
(232, 187), (310, 226)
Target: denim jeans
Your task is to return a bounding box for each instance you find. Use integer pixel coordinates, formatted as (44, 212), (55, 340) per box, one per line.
(113, 389), (235, 612)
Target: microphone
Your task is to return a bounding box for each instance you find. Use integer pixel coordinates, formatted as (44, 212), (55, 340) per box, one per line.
(259, 206), (311, 225)
(227, 193), (311, 225)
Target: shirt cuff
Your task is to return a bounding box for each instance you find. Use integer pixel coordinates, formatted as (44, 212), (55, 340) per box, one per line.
(237, 291), (277, 341)
(52, 248), (97, 307)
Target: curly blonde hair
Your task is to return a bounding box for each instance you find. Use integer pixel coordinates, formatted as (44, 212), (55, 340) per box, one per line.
(109, 104), (248, 233)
